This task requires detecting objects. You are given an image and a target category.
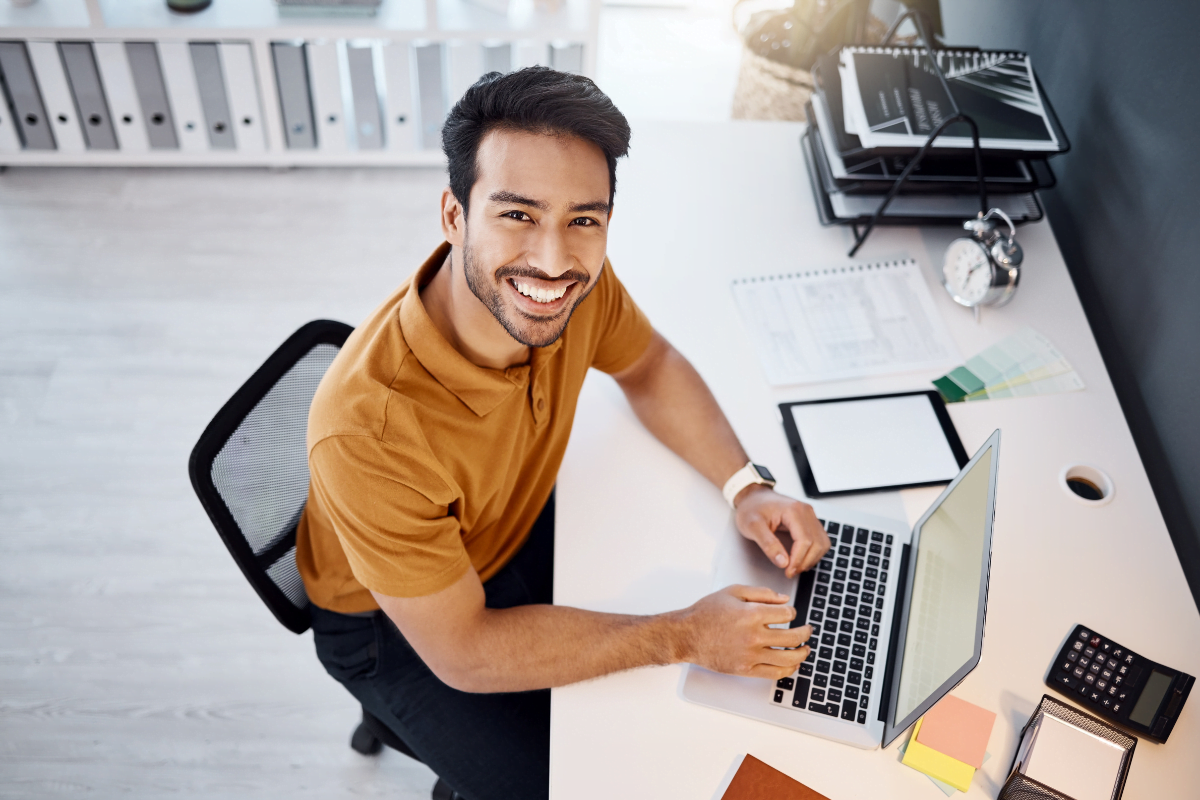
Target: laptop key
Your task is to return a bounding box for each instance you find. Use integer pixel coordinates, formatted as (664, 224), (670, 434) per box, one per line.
(842, 701), (857, 720)
(835, 647), (849, 660)
(773, 690), (784, 703)
(830, 674), (844, 688)
(845, 685), (859, 700)
(799, 662), (813, 676)
(840, 621), (854, 633)
(813, 673), (827, 687)
(821, 633), (836, 646)
(850, 658), (864, 671)
(856, 529), (869, 543)
(828, 689), (842, 703)
(811, 689), (825, 703)
(867, 652), (875, 664)
(847, 671), (861, 685)
(833, 660), (847, 674)
(859, 695), (869, 709)
(825, 703), (839, 716)
(885, 534), (893, 545)
(793, 677), (810, 706)
(808, 702), (825, 713)
(854, 631), (868, 644)
(858, 710), (867, 724)
(871, 531), (883, 542)
(825, 522), (839, 534)
(816, 660), (830, 674)
(819, 647), (833, 660)
(869, 638), (878, 651)
(852, 644), (865, 657)
(777, 677), (794, 690)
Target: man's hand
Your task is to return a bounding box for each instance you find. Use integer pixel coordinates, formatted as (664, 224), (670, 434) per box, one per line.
(674, 585), (812, 680)
(735, 486), (830, 578)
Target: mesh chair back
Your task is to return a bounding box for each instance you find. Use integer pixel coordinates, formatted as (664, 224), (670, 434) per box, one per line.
(189, 320), (353, 633)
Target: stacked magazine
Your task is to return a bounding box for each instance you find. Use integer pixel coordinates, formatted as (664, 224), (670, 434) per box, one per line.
(804, 45), (1069, 226)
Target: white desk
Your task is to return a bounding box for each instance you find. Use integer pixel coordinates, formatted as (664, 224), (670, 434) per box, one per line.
(551, 121), (1200, 798)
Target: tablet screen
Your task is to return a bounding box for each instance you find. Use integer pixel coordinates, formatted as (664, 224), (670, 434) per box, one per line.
(788, 393), (961, 493)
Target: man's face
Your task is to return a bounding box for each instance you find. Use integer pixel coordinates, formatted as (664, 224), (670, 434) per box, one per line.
(458, 129), (612, 348)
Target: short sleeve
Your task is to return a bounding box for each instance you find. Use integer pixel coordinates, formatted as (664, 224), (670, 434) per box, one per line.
(588, 260), (655, 374)
(308, 435), (471, 598)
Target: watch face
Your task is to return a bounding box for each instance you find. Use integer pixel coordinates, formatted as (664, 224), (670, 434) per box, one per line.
(942, 237), (993, 307)
(752, 464), (776, 483)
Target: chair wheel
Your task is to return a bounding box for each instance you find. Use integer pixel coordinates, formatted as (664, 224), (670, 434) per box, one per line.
(432, 778), (462, 800)
(350, 721), (383, 755)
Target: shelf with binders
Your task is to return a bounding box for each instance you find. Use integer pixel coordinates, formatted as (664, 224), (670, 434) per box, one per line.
(0, 34), (588, 166)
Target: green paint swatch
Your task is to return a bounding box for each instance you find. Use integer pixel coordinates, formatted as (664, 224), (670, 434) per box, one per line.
(934, 328), (1085, 403)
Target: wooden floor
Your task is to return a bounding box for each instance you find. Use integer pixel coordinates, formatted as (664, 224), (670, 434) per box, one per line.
(0, 166), (452, 798)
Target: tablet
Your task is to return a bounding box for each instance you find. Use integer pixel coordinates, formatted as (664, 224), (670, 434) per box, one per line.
(779, 391), (968, 497)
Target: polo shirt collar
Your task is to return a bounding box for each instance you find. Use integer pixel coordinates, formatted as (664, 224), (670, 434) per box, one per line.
(399, 243), (561, 417)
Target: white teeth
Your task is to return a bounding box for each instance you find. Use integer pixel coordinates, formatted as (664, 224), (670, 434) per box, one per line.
(514, 280), (567, 303)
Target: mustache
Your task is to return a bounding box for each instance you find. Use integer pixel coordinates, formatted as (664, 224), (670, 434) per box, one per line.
(495, 264), (590, 285)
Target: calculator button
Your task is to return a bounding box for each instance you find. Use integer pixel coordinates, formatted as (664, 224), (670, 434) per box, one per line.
(1084, 647), (1096, 658)
(1101, 697), (1112, 709)
(1078, 658), (1090, 669)
(1084, 673), (1095, 684)
(838, 544), (851, 555)
(777, 677), (795, 691)
(1055, 673), (1078, 690)
(1112, 703), (1121, 714)
(1089, 662), (1102, 674)
(1124, 654), (1135, 664)
(1089, 690), (1102, 702)
(1105, 658), (1117, 670)
(1114, 675), (1123, 686)
(1067, 651), (1078, 662)
(876, 598), (884, 609)
(1112, 648), (1123, 659)
(1089, 635), (1102, 648)
(1072, 667), (1086, 679)
(1096, 680), (1108, 690)
(1077, 683), (1089, 696)
(1101, 641), (1112, 653)
(1108, 685), (1118, 696)
(1060, 661), (1074, 673)
(1072, 641), (1084, 651)
(1078, 629), (1090, 640)
(1102, 669), (1113, 680)
(1117, 690), (1128, 702)
(774, 690), (785, 703)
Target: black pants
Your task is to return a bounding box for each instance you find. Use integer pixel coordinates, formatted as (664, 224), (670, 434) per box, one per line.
(310, 493), (555, 800)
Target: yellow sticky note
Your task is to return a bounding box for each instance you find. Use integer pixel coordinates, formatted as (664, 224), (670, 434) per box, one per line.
(902, 718), (976, 792)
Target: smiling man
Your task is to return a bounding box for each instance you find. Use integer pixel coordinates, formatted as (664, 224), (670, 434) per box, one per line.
(296, 67), (829, 800)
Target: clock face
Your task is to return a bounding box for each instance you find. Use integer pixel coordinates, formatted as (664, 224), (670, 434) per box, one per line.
(942, 238), (993, 307)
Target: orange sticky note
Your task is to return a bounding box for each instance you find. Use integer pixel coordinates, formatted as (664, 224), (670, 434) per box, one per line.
(915, 695), (996, 769)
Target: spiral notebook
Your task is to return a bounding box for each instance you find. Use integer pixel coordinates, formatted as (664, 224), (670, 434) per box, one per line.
(731, 259), (959, 386)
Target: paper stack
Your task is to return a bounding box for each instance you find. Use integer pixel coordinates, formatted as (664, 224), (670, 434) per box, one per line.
(933, 328), (1085, 403)
(901, 695), (996, 795)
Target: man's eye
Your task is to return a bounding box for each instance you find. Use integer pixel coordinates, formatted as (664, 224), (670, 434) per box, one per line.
(504, 211), (530, 221)
(571, 217), (597, 226)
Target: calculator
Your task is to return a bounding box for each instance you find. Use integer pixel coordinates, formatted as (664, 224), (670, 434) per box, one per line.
(1046, 624), (1193, 743)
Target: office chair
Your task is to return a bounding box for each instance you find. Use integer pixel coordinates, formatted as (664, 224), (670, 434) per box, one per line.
(188, 319), (461, 800)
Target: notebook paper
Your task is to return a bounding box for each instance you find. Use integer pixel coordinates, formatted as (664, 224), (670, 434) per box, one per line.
(732, 260), (959, 386)
(1022, 715), (1125, 800)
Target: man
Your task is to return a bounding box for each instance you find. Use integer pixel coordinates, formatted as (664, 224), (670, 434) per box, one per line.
(296, 67), (829, 800)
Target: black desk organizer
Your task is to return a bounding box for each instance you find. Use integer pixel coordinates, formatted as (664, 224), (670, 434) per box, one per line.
(998, 694), (1137, 800)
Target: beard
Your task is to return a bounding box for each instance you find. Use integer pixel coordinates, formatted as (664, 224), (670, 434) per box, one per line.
(461, 228), (597, 348)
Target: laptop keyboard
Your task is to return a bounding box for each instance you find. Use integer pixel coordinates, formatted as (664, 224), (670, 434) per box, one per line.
(769, 519), (894, 726)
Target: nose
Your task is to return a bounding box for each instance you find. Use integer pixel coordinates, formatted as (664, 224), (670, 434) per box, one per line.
(527, 225), (574, 280)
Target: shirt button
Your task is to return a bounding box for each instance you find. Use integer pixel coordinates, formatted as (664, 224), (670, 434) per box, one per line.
(536, 398), (545, 411)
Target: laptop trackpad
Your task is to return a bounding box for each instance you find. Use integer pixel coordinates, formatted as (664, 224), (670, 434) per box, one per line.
(711, 522), (797, 615)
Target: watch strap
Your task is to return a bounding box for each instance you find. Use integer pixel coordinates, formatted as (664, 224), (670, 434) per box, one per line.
(722, 461), (776, 508)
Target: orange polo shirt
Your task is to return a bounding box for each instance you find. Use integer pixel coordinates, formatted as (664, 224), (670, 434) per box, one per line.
(295, 243), (654, 613)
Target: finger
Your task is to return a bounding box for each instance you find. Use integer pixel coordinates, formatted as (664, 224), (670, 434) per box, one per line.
(762, 627), (811, 649)
(745, 663), (798, 681)
(740, 515), (789, 570)
(728, 584), (790, 604)
(753, 645), (809, 669)
(784, 504), (829, 575)
(757, 604), (801, 626)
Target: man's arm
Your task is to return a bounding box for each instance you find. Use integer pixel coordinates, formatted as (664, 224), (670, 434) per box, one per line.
(610, 331), (830, 577)
(373, 575), (811, 693)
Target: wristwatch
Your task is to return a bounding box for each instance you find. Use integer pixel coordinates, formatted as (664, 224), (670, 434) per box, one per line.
(722, 461), (777, 508)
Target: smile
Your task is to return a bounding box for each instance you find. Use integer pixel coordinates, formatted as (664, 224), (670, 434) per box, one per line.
(511, 279), (570, 304)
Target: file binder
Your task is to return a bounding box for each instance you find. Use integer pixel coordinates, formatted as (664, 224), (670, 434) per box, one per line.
(0, 40), (55, 149)
(93, 41), (150, 153)
(447, 41), (483, 103)
(381, 40), (414, 152)
(157, 41), (208, 152)
(515, 41), (547, 69)
(483, 42), (511, 75)
(346, 43), (383, 150)
(307, 40), (346, 152)
(189, 42), (235, 150)
(549, 42), (582, 74)
(26, 40), (85, 152)
(414, 41), (445, 150)
(218, 42), (265, 153)
(59, 41), (118, 150)
(270, 42), (316, 149)
(124, 41), (177, 150)
(0, 76), (19, 152)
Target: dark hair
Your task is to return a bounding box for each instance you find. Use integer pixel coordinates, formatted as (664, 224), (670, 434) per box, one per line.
(442, 67), (631, 214)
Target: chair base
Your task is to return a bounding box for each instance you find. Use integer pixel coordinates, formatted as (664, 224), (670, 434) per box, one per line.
(349, 720), (383, 755)
(349, 708), (464, 799)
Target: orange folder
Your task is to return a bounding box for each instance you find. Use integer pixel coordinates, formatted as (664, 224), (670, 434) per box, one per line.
(721, 755), (832, 800)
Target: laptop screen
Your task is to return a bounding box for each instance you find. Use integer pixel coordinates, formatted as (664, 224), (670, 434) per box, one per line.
(883, 432), (999, 745)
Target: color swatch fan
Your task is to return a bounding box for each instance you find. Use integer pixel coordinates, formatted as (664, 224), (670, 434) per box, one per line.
(933, 328), (1084, 403)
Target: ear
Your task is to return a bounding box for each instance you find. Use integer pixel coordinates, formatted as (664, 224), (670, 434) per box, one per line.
(441, 188), (466, 246)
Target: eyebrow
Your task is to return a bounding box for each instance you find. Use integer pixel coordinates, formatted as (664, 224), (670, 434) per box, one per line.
(488, 190), (610, 215)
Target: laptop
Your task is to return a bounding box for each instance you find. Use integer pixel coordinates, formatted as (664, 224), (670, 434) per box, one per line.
(682, 429), (1000, 749)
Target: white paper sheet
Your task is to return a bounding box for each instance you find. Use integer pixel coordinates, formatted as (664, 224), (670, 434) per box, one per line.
(731, 259), (959, 385)
(1022, 714), (1125, 800)
(790, 394), (961, 493)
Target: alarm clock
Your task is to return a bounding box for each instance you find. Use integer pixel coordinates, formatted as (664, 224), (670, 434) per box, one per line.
(941, 208), (1024, 315)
